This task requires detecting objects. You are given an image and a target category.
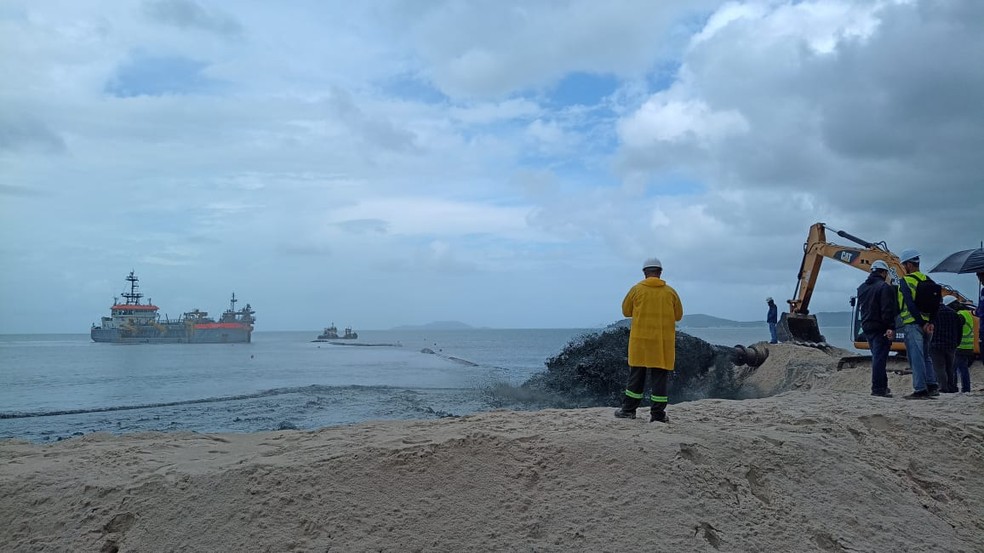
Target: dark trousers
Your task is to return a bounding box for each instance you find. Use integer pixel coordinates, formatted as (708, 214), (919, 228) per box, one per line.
(954, 351), (972, 393)
(621, 367), (669, 414)
(865, 332), (890, 395)
(929, 348), (957, 393)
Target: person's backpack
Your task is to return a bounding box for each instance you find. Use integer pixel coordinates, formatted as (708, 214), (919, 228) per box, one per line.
(913, 276), (942, 317)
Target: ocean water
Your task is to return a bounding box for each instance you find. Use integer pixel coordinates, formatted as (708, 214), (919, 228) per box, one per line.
(0, 326), (854, 442)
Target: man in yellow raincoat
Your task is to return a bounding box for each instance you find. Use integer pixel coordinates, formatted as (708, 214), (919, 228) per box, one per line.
(615, 257), (684, 423)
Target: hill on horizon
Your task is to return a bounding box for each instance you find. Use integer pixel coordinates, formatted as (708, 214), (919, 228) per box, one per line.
(389, 321), (475, 331)
(679, 314), (762, 328)
(608, 311), (854, 330)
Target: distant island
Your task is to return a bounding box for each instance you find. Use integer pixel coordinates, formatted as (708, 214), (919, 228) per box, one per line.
(679, 312), (853, 328)
(611, 311), (853, 329)
(678, 314), (761, 328)
(389, 321), (475, 331)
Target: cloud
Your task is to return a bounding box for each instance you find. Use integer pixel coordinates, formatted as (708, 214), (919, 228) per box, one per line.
(328, 87), (420, 153)
(327, 197), (534, 239)
(142, 0), (242, 36)
(335, 219), (390, 235)
(0, 113), (66, 153)
(618, 95), (749, 147)
(2, 0), (983, 333)
(400, 0), (721, 99)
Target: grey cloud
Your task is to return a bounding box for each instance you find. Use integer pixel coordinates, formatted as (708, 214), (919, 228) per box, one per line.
(142, 0), (242, 36)
(618, 0), (984, 221)
(814, 2), (984, 168)
(394, 0), (721, 99)
(328, 87), (419, 153)
(0, 114), (66, 154)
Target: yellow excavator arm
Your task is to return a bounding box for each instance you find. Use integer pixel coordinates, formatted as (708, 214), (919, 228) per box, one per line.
(788, 223), (908, 315)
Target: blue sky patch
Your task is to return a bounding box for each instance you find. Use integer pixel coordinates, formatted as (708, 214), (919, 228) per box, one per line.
(647, 174), (704, 197)
(379, 73), (448, 104)
(547, 72), (619, 107)
(105, 53), (220, 97)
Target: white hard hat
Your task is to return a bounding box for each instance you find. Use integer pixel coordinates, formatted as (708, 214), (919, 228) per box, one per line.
(943, 296), (957, 306)
(899, 249), (920, 263)
(870, 260), (890, 272)
(642, 257), (662, 270)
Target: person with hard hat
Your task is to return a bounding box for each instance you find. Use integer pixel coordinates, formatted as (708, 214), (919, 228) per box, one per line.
(977, 271), (984, 365)
(766, 297), (778, 344)
(614, 257), (684, 423)
(950, 296), (975, 393)
(856, 259), (898, 397)
(930, 295), (963, 393)
(896, 249), (940, 399)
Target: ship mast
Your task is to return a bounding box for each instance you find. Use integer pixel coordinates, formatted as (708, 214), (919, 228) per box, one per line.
(229, 292), (237, 312)
(121, 271), (143, 306)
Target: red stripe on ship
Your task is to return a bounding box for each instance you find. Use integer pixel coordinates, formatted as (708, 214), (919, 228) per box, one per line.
(193, 323), (251, 329)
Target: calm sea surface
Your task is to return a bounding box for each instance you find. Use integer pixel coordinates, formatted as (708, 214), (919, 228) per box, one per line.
(0, 326), (854, 442)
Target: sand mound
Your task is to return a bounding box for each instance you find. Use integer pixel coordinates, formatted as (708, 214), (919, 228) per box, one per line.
(2, 389), (983, 552)
(734, 342), (849, 397)
(737, 342), (984, 398)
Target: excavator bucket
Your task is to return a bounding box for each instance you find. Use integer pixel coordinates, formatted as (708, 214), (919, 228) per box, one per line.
(777, 312), (826, 344)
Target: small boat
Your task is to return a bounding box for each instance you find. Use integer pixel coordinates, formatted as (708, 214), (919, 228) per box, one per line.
(314, 323), (358, 341)
(316, 324), (340, 340)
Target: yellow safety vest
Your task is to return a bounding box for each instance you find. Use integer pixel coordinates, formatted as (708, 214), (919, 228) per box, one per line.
(957, 310), (974, 351)
(897, 272), (928, 325)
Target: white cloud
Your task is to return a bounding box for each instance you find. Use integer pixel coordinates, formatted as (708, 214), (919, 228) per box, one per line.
(618, 95), (749, 147)
(327, 197), (534, 239)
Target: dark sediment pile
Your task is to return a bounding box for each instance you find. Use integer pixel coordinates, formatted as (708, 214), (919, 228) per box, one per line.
(491, 327), (741, 409)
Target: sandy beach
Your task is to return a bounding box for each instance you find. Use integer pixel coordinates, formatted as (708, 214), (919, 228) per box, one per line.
(3, 344), (983, 552)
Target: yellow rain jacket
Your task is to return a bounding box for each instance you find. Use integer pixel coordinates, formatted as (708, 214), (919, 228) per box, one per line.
(622, 277), (684, 369)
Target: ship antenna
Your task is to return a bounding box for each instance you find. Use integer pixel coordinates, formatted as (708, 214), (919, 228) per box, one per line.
(122, 271), (143, 305)
(230, 292), (237, 311)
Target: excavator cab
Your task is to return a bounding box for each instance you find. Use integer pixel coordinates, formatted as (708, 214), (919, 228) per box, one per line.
(848, 295), (907, 351)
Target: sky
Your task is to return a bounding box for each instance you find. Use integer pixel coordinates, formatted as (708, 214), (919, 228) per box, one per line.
(1, 0), (982, 333)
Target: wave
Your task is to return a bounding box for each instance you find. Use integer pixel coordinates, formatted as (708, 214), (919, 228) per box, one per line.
(0, 384), (470, 420)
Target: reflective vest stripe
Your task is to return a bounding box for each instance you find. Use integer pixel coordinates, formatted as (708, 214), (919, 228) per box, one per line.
(650, 395), (668, 403)
(958, 311), (974, 350)
(624, 390), (643, 399)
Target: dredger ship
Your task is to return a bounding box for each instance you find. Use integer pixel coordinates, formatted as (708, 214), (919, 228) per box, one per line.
(90, 272), (255, 344)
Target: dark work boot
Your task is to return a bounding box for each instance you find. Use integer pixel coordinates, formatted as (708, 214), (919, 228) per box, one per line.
(614, 409), (636, 419)
(650, 403), (668, 423)
(927, 384), (940, 397)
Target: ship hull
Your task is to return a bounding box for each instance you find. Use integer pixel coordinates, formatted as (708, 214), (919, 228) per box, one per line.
(91, 324), (252, 344)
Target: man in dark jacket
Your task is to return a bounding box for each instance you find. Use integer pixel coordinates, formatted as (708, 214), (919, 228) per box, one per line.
(977, 271), (984, 363)
(930, 296), (963, 393)
(766, 297), (778, 344)
(856, 260), (897, 397)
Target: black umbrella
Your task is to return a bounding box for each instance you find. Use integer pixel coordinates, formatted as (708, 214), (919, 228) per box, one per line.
(928, 248), (984, 274)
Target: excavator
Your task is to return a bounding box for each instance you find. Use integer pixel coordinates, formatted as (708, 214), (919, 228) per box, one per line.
(779, 222), (980, 355)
